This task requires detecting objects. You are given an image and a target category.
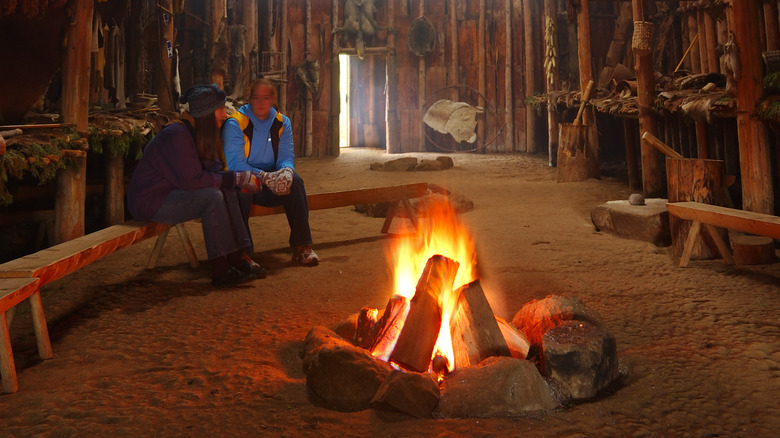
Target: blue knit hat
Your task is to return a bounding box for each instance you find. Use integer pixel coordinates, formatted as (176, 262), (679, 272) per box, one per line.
(179, 83), (226, 118)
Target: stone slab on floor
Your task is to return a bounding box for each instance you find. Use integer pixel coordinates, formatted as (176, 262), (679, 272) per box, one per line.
(591, 198), (671, 246)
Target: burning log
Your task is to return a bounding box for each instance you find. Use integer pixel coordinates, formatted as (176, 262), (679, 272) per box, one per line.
(353, 295), (407, 350)
(449, 280), (511, 368)
(389, 255), (459, 372)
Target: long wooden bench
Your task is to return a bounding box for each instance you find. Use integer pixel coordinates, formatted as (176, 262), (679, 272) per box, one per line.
(148, 183), (430, 260)
(666, 201), (780, 267)
(0, 220), (195, 393)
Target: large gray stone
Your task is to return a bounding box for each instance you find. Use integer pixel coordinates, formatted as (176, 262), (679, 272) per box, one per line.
(511, 295), (604, 346)
(370, 370), (441, 418)
(433, 357), (559, 418)
(301, 326), (395, 412)
(541, 320), (618, 402)
(590, 198), (671, 246)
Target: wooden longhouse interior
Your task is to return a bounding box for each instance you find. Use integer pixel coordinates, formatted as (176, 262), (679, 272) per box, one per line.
(0, 0), (779, 436)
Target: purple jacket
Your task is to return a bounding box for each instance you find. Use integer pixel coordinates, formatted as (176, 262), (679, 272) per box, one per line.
(127, 122), (232, 221)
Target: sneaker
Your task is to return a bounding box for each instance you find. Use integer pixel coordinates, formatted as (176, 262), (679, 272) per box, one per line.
(212, 266), (256, 287)
(293, 246), (319, 265)
(235, 259), (268, 279)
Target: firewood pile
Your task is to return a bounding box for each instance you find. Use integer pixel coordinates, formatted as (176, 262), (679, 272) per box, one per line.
(301, 258), (623, 418)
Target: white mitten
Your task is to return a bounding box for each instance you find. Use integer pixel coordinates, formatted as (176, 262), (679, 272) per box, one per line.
(272, 167), (294, 196)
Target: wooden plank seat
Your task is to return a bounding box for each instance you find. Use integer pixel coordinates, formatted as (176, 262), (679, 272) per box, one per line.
(0, 278), (45, 393)
(0, 220), (196, 393)
(248, 183), (429, 234)
(666, 201), (780, 267)
(149, 183), (431, 258)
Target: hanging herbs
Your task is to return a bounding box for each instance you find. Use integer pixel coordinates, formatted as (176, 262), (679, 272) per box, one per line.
(0, 142), (67, 207)
(88, 125), (150, 160)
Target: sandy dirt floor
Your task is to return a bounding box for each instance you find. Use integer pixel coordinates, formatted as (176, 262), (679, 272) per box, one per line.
(1, 148), (779, 437)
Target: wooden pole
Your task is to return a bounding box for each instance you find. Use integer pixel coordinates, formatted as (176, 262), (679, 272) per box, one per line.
(703, 6), (718, 73)
(695, 122), (709, 159)
(330, 0), (341, 156)
(577, 0), (599, 178)
(477, 0), (486, 153)
(686, 5), (701, 74)
(104, 153), (125, 226)
(733, 0), (774, 214)
(504, 0), (514, 152)
(523, 0), (540, 154)
(449, 0), (459, 90)
(623, 119), (640, 190)
(236, 0), (258, 97)
(155, 0), (175, 111)
(696, 9), (708, 73)
(632, 0), (662, 197)
(304, 0), (313, 156)
(418, 0), (426, 152)
(280, 0), (288, 110)
(386, 0), (400, 153)
(765, 1), (780, 51)
(62, 0), (92, 133)
(58, 0), (92, 244)
(544, 0), (558, 166)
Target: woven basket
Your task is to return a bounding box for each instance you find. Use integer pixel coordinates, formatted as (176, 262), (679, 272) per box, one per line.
(763, 50), (780, 73)
(632, 21), (654, 56)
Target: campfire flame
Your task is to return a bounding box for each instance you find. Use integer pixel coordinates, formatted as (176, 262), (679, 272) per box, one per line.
(372, 198), (477, 375)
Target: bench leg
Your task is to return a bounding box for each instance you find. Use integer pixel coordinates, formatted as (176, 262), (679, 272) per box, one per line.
(28, 291), (52, 360)
(174, 223), (199, 269)
(679, 220), (701, 268)
(703, 224), (735, 265)
(0, 311), (19, 393)
(147, 228), (170, 269)
(381, 201), (400, 234)
(381, 198), (419, 234)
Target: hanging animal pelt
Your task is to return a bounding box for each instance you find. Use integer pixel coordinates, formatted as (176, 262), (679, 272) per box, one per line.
(720, 31), (740, 99)
(296, 59), (321, 99)
(423, 100), (483, 144)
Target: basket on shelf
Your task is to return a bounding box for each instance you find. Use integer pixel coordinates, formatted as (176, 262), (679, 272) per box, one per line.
(632, 21), (654, 56)
(763, 50), (780, 73)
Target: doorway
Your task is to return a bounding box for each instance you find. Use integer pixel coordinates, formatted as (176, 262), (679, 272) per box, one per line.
(338, 53), (387, 149)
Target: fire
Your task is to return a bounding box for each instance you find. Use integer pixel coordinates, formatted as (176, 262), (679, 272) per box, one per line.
(372, 197), (477, 374)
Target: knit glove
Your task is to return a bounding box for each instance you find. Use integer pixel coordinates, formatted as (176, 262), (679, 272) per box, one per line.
(235, 171), (261, 194)
(261, 168), (294, 196)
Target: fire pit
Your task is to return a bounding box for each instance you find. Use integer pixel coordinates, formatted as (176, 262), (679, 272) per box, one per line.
(301, 198), (622, 418)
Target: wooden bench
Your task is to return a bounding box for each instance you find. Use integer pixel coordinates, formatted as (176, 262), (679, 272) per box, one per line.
(0, 220), (195, 393)
(149, 183), (430, 257)
(666, 201), (780, 267)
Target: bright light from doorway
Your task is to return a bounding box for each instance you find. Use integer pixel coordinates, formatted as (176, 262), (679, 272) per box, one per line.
(339, 53), (350, 147)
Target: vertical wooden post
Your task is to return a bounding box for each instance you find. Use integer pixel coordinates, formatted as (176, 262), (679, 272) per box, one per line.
(733, 0), (774, 214)
(386, 0), (400, 153)
(523, 0), (540, 154)
(104, 153), (125, 226)
(280, 0), (289, 109)
(632, 0), (662, 197)
(577, 0), (599, 179)
(686, 4), (700, 74)
(703, 7), (718, 73)
(478, 0), (486, 152)
(156, 0), (175, 111)
(504, 0), (514, 152)
(236, 0), (258, 97)
(449, 0), (459, 89)
(59, 0), (92, 244)
(304, 0), (313, 156)
(764, 1), (779, 51)
(544, 0), (558, 166)
(418, 1), (426, 152)
(54, 154), (87, 244)
(623, 119), (640, 190)
(210, 0), (227, 90)
(696, 9), (708, 73)
(330, 0), (341, 156)
(695, 122), (709, 159)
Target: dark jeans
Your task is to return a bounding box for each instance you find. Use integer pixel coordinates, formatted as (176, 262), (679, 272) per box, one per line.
(238, 172), (313, 248)
(151, 187), (252, 260)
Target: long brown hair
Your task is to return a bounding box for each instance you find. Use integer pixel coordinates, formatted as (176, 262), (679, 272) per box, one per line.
(191, 112), (222, 162)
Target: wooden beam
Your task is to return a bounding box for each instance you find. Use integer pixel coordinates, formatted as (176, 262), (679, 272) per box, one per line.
(733, 0), (774, 214)
(632, 0), (662, 196)
(523, 0), (540, 154)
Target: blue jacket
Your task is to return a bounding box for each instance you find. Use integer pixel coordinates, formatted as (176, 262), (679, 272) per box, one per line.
(221, 104), (295, 172)
(127, 122), (230, 221)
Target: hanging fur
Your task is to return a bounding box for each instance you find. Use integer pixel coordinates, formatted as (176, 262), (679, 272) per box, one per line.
(720, 31), (740, 99)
